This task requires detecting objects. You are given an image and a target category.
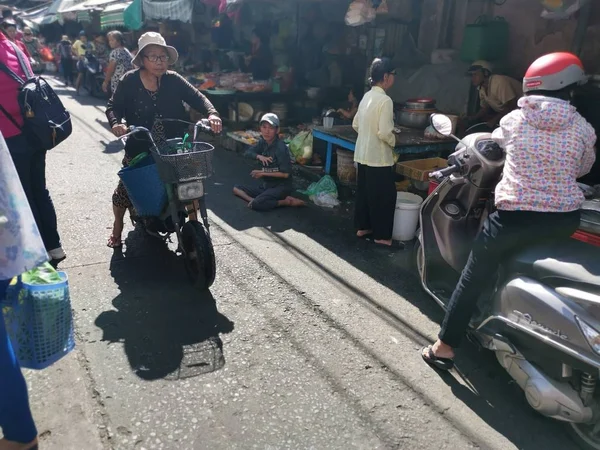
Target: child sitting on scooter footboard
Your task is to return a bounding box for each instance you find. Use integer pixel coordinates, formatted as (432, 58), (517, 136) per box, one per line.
(233, 113), (305, 211)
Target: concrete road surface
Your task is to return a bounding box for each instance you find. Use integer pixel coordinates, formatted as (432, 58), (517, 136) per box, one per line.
(16, 80), (580, 450)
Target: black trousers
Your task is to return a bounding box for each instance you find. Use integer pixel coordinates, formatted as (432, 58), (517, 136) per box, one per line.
(6, 134), (61, 251)
(439, 209), (580, 348)
(235, 183), (292, 212)
(354, 163), (396, 240)
(61, 59), (74, 85)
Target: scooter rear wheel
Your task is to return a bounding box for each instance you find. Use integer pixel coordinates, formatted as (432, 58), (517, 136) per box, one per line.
(181, 220), (216, 292)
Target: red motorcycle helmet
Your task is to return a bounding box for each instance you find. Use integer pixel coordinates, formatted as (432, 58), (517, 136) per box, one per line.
(523, 52), (588, 93)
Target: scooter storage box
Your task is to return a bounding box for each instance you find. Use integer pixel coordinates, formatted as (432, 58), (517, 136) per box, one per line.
(118, 154), (167, 217)
(396, 157), (448, 182)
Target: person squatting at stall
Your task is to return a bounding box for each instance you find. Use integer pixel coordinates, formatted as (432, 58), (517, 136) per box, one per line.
(353, 57), (400, 249)
(421, 52), (597, 371)
(465, 60), (523, 131)
(233, 113), (305, 211)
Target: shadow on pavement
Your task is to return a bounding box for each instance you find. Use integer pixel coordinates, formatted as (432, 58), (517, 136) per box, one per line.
(206, 148), (576, 450)
(95, 227), (234, 381)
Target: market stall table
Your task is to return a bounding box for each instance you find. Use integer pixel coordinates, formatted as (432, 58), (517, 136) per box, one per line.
(201, 90), (303, 125)
(312, 125), (456, 174)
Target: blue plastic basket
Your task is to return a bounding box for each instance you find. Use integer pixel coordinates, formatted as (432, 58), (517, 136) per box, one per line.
(2, 272), (75, 370)
(118, 155), (168, 217)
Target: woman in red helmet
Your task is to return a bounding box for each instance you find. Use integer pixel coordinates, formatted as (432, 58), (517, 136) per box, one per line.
(422, 52), (597, 371)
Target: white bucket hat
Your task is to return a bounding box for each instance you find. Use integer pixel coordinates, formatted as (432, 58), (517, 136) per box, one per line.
(132, 32), (179, 67)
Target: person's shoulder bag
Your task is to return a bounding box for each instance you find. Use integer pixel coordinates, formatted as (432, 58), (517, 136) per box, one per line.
(0, 41), (72, 150)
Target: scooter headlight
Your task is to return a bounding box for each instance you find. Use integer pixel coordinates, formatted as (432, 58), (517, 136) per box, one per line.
(575, 316), (600, 354)
(177, 181), (204, 201)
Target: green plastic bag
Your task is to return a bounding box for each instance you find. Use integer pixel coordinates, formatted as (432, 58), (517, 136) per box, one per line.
(289, 131), (313, 164)
(21, 262), (62, 286)
(298, 175), (338, 197)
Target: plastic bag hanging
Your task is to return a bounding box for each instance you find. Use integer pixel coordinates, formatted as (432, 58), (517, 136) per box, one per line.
(540, 0), (589, 19)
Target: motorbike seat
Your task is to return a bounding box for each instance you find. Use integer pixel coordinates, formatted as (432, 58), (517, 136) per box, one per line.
(507, 238), (600, 288)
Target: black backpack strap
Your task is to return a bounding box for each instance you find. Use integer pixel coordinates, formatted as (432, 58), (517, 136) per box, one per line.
(0, 60), (25, 85)
(0, 102), (22, 130)
(6, 41), (34, 80)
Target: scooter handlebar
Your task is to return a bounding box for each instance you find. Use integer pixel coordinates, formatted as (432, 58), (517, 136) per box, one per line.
(429, 164), (460, 181)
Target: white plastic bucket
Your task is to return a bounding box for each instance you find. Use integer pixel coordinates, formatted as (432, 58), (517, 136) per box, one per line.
(392, 192), (423, 241)
(323, 116), (334, 128)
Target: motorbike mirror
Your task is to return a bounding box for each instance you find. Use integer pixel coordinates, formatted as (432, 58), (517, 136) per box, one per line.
(430, 114), (453, 136)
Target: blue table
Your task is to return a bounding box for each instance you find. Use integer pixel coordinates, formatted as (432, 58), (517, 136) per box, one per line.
(312, 126), (456, 174)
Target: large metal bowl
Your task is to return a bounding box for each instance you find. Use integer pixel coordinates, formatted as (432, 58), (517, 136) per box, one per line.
(397, 109), (435, 129)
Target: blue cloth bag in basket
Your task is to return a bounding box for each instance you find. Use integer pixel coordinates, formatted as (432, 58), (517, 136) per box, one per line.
(2, 266), (75, 370)
(118, 154), (167, 217)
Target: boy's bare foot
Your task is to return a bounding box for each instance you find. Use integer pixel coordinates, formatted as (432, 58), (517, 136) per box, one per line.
(356, 230), (372, 238)
(280, 196), (306, 207)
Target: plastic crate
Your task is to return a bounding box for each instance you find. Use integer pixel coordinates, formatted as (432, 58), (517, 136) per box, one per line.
(2, 272), (75, 370)
(118, 155), (167, 217)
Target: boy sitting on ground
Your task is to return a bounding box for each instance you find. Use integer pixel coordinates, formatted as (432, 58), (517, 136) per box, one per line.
(233, 113), (305, 211)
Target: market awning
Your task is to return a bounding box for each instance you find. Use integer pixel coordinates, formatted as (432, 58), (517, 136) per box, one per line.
(143, 0), (193, 23)
(123, 0), (142, 30)
(100, 1), (131, 29)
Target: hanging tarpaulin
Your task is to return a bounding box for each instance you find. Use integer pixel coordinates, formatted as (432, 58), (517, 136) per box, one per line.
(541, 0), (590, 19)
(124, 0), (143, 30)
(143, 0), (194, 23)
(77, 10), (91, 22)
(101, 2), (132, 29)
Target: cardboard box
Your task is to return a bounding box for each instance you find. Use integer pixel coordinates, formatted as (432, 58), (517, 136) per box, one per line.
(396, 157), (448, 182)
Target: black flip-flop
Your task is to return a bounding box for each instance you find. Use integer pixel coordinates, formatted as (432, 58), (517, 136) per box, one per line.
(421, 345), (454, 371)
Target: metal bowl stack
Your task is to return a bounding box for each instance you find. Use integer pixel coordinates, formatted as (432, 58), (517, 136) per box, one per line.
(397, 98), (438, 129)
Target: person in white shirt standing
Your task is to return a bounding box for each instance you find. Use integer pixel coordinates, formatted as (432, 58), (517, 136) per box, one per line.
(352, 58), (399, 249)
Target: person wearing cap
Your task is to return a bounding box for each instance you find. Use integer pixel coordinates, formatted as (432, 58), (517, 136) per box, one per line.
(353, 57), (400, 249)
(105, 32), (222, 248)
(466, 60), (523, 130)
(422, 52), (596, 371)
(233, 113), (305, 211)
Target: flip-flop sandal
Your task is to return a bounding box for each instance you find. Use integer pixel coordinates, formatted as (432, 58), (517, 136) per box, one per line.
(421, 345), (454, 371)
(107, 235), (123, 249)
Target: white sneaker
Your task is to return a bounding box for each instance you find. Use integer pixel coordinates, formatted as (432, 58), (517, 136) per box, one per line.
(48, 247), (67, 261)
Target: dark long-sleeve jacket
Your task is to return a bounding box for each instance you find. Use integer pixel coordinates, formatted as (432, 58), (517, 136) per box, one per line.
(106, 69), (219, 157)
(244, 137), (292, 188)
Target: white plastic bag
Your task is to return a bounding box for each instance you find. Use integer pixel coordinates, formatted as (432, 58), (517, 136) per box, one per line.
(345, 0), (376, 27)
(541, 0), (588, 19)
(312, 192), (340, 208)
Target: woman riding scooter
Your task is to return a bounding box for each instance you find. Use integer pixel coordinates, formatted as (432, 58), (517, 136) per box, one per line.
(105, 32), (222, 248)
(421, 52), (597, 370)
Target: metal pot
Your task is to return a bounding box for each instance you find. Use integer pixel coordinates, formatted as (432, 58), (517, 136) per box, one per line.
(397, 109), (436, 129)
(404, 97), (436, 110)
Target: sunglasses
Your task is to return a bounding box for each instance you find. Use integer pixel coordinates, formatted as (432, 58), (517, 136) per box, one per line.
(24, 33), (32, 36)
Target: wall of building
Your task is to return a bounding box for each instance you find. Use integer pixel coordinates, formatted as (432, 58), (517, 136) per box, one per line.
(492, 0), (600, 77)
(418, 0), (600, 77)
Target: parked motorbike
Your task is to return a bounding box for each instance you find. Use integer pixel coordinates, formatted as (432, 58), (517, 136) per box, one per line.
(83, 52), (105, 98)
(121, 119), (218, 291)
(415, 113), (600, 449)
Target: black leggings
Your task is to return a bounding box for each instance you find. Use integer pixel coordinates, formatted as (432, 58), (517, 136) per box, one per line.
(439, 209), (580, 348)
(354, 163), (396, 240)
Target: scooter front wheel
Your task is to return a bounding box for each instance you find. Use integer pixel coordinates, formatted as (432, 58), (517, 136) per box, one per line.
(569, 421), (600, 450)
(181, 220), (216, 292)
